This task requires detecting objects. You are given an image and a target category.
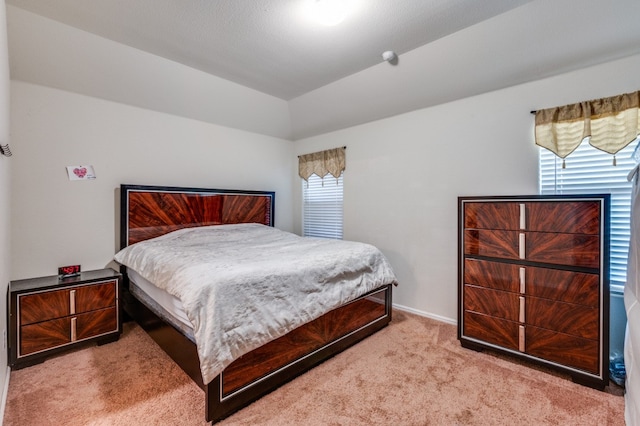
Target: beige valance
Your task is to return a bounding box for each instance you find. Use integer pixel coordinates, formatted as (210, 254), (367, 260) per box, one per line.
(298, 147), (346, 181)
(535, 90), (640, 165)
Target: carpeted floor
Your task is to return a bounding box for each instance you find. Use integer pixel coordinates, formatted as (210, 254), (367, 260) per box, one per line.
(3, 311), (625, 425)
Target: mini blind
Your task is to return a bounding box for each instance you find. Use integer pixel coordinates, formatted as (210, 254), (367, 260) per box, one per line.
(302, 172), (343, 239)
(540, 137), (640, 291)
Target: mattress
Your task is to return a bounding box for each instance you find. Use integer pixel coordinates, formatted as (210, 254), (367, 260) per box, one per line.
(128, 268), (194, 340)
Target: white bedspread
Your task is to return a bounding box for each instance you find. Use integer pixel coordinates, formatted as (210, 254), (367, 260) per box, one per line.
(114, 223), (397, 385)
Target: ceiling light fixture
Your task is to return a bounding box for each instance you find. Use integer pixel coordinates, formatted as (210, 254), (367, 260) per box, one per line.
(304, 0), (355, 26)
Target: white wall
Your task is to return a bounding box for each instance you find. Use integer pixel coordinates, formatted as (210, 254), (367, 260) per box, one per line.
(9, 81), (294, 280)
(293, 53), (640, 324)
(0, 0), (10, 414)
(7, 6), (293, 140)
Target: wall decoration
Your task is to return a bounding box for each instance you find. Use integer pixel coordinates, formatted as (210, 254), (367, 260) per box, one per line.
(66, 165), (96, 181)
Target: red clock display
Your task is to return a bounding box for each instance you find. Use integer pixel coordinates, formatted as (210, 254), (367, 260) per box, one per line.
(58, 265), (81, 277)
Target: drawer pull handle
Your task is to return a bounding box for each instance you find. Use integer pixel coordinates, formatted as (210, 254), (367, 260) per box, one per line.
(519, 325), (525, 352)
(71, 317), (77, 342)
(519, 233), (526, 259)
(69, 290), (76, 315)
(519, 203), (526, 229)
(519, 267), (526, 294)
(519, 296), (525, 323)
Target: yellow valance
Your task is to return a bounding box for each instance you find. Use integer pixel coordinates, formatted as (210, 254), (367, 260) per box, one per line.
(298, 147), (345, 181)
(535, 91), (640, 164)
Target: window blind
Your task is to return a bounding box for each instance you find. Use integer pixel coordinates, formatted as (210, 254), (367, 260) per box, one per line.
(302, 172), (343, 239)
(540, 137), (640, 292)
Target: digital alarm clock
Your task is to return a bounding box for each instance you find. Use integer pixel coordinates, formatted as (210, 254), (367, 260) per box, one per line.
(58, 265), (81, 278)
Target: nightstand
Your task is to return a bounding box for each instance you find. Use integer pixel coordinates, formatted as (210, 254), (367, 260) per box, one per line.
(8, 268), (121, 369)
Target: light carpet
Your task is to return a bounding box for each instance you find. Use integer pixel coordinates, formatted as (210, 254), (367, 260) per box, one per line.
(3, 311), (624, 425)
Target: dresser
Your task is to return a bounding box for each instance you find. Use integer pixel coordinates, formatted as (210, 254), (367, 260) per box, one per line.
(8, 268), (121, 369)
(458, 195), (610, 389)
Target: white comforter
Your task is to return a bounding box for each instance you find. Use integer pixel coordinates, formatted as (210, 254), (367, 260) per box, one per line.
(114, 223), (397, 385)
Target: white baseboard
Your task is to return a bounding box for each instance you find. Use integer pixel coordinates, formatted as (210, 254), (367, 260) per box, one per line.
(0, 366), (9, 426)
(393, 303), (457, 326)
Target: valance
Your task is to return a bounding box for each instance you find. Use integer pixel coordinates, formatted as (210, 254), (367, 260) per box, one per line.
(535, 91), (640, 166)
(298, 147), (345, 181)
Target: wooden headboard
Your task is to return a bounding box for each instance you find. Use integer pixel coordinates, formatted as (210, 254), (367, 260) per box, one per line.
(120, 184), (275, 248)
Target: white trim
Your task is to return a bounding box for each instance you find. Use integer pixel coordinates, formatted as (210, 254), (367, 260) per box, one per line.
(393, 303), (456, 326)
(0, 366), (10, 426)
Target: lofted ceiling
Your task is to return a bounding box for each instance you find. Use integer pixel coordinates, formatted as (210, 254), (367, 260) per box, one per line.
(6, 0), (640, 139)
(5, 0), (534, 100)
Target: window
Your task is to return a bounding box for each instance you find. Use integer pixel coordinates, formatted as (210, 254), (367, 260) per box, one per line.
(540, 137), (640, 292)
(302, 172), (343, 239)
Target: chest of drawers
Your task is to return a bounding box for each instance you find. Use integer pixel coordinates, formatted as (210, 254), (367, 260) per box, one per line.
(8, 268), (121, 369)
(458, 195), (610, 389)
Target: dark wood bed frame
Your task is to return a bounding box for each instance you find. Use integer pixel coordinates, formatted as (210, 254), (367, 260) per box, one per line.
(119, 184), (393, 423)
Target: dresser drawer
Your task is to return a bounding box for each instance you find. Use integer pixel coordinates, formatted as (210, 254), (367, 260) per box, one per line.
(463, 311), (519, 351)
(464, 201), (601, 234)
(525, 326), (599, 374)
(464, 229), (520, 259)
(526, 297), (598, 340)
(463, 258), (520, 292)
(526, 268), (599, 307)
(525, 232), (600, 268)
(464, 285), (518, 321)
(526, 201), (601, 234)
(464, 202), (521, 230)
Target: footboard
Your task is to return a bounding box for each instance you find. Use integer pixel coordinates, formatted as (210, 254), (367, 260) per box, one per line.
(206, 284), (392, 422)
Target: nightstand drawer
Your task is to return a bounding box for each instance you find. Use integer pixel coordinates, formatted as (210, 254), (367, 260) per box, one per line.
(76, 307), (118, 340)
(20, 317), (71, 355)
(19, 307), (118, 356)
(19, 289), (70, 325)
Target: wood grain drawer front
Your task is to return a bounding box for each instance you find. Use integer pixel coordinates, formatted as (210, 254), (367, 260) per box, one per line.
(19, 289), (70, 325)
(525, 326), (599, 374)
(526, 201), (601, 234)
(463, 311), (519, 351)
(76, 307), (118, 340)
(19, 307), (118, 357)
(464, 230), (520, 259)
(525, 232), (600, 269)
(20, 317), (71, 355)
(526, 268), (599, 307)
(463, 258), (520, 292)
(464, 285), (518, 321)
(75, 281), (117, 312)
(464, 201), (601, 234)
(464, 202), (521, 230)
(526, 297), (598, 340)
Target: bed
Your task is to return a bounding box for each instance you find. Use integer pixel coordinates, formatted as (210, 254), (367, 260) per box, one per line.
(115, 184), (396, 423)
